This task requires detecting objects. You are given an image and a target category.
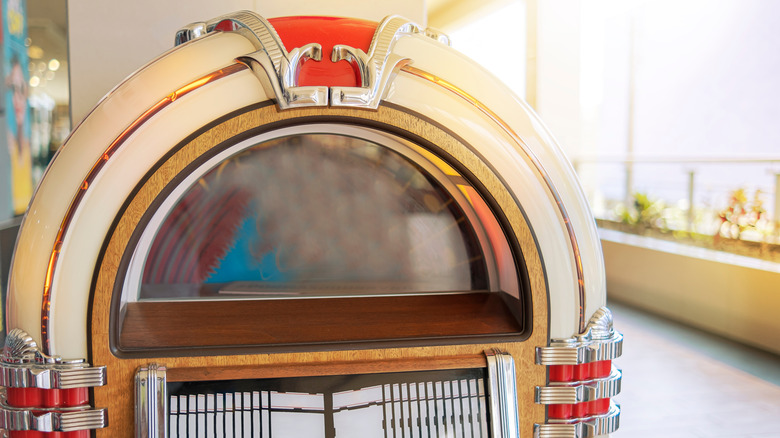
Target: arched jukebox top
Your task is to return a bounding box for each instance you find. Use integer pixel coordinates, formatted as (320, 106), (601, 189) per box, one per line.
(3, 12), (622, 438)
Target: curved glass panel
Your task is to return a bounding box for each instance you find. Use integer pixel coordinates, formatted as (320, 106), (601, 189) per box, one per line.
(139, 134), (487, 300)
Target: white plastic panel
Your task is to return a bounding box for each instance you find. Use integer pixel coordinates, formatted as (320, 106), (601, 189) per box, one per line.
(388, 34), (607, 339)
(8, 31), (267, 359)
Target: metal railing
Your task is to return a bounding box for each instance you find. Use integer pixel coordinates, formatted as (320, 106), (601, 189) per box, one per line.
(572, 156), (780, 240)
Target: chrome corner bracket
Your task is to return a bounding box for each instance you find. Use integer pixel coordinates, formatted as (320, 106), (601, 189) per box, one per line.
(536, 307), (624, 365)
(135, 364), (167, 438)
(178, 11), (327, 109)
(330, 15), (420, 109)
(177, 12), (426, 111)
(0, 328), (106, 389)
(485, 349), (520, 438)
(534, 402), (620, 438)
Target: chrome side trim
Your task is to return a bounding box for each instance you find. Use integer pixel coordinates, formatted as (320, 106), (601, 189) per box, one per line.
(177, 11), (328, 109)
(0, 398), (107, 432)
(135, 364), (167, 438)
(0, 329), (106, 389)
(535, 367), (622, 404)
(534, 402), (620, 438)
(330, 16), (420, 109)
(485, 349), (520, 438)
(536, 307), (624, 365)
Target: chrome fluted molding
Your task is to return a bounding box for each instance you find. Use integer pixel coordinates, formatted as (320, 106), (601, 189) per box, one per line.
(0, 402), (107, 432)
(536, 306), (623, 366)
(0, 329), (106, 389)
(534, 402), (620, 438)
(485, 349), (520, 438)
(135, 364), (168, 438)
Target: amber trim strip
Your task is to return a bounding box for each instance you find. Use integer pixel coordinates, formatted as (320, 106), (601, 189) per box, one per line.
(400, 65), (587, 332)
(40, 63), (247, 354)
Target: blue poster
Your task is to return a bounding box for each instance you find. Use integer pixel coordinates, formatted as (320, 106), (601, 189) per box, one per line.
(2, 0), (30, 218)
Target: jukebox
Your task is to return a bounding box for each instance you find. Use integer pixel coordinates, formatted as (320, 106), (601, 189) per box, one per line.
(1, 11), (622, 438)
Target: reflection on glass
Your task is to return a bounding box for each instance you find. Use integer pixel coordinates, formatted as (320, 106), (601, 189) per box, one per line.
(141, 134), (487, 299)
(167, 369), (489, 438)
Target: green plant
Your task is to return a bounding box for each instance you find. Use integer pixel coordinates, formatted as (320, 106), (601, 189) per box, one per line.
(616, 192), (667, 230)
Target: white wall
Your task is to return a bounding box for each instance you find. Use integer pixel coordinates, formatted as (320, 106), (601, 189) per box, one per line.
(68, 0), (426, 125)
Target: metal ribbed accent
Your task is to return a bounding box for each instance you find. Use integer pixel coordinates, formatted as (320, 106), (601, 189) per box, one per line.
(535, 367), (622, 404)
(229, 11), (285, 68)
(330, 15), (420, 109)
(485, 349), (520, 438)
(0, 364), (107, 389)
(536, 331), (623, 366)
(534, 402), (620, 438)
(1, 328), (107, 389)
(0, 404), (107, 432)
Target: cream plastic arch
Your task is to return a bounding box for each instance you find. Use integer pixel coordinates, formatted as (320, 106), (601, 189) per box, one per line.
(8, 16), (605, 360)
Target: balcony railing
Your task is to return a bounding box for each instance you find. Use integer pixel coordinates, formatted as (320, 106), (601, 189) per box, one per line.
(572, 156), (780, 255)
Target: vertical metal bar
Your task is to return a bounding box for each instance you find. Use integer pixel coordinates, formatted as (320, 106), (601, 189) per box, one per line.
(687, 170), (696, 231)
(135, 364), (168, 438)
(485, 349), (519, 438)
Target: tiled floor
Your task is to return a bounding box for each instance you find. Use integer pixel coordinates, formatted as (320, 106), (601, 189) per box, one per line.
(610, 301), (780, 437)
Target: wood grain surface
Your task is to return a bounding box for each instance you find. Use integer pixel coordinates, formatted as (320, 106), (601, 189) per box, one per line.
(90, 102), (548, 437)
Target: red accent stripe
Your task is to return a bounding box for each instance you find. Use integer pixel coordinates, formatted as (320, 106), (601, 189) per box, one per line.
(268, 16), (377, 87)
(6, 388), (91, 437)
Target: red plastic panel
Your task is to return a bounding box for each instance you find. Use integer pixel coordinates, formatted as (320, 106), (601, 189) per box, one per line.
(268, 16), (378, 87)
(5, 388), (43, 407)
(547, 360), (613, 421)
(549, 360), (612, 383)
(548, 398), (611, 420)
